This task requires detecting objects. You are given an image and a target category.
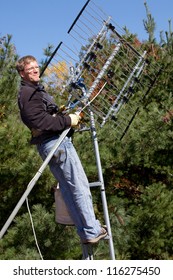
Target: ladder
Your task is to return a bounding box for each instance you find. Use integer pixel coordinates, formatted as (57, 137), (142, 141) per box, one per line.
(81, 108), (115, 260)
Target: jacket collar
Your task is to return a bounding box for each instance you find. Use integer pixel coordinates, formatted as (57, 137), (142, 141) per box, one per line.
(21, 79), (45, 91)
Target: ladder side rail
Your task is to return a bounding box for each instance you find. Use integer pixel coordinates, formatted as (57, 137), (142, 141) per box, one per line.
(81, 243), (94, 260)
(89, 108), (115, 260)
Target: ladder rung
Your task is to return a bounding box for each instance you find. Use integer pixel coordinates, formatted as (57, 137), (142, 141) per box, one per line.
(89, 181), (103, 187)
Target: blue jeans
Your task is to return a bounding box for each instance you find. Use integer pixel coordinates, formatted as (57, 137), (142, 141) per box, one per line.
(37, 136), (101, 241)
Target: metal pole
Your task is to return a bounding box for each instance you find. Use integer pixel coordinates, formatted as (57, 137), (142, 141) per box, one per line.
(89, 108), (116, 260)
(81, 243), (94, 260)
(0, 128), (70, 240)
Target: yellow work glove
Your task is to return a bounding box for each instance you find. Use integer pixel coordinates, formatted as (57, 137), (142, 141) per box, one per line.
(59, 104), (66, 112)
(69, 113), (81, 127)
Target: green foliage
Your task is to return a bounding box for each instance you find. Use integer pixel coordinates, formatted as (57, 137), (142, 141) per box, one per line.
(143, 2), (156, 43)
(127, 183), (173, 259)
(0, 34), (19, 119)
(0, 204), (82, 260)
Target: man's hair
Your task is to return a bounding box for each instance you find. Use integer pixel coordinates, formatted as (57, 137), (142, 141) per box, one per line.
(16, 55), (37, 73)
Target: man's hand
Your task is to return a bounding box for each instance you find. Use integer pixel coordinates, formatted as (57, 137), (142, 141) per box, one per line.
(69, 113), (81, 127)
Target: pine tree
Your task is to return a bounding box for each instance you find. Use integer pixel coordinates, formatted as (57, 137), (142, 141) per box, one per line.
(143, 1), (156, 43)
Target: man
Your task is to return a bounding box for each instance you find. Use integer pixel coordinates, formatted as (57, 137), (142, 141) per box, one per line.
(16, 55), (107, 244)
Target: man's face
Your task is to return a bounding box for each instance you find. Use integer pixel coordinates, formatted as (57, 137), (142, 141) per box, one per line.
(20, 60), (40, 84)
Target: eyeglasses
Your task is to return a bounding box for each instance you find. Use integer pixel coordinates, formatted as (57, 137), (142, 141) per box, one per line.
(25, 66), (39, 73)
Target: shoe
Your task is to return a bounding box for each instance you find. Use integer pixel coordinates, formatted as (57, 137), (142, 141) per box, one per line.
(82, 227), (108, 244)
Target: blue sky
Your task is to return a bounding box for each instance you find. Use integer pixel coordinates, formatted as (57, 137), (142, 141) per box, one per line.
(0, 0), (172, 62)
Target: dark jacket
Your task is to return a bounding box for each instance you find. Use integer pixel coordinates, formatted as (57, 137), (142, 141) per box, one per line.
(18, 79), (72, 144)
